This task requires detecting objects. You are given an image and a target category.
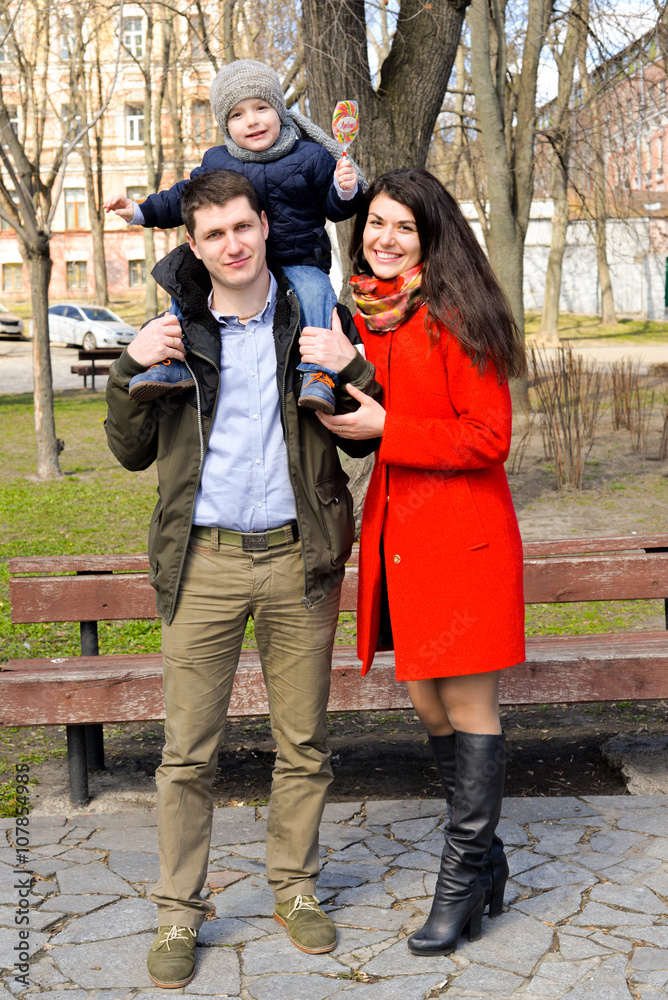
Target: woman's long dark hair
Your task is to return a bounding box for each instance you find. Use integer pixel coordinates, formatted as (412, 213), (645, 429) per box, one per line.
(349, 168), (527, 381)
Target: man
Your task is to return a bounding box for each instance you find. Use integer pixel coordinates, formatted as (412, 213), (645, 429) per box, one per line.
(105, 170), (379, 989)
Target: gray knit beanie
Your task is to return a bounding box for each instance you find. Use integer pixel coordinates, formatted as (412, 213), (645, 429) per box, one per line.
(210, 60), (287, 137)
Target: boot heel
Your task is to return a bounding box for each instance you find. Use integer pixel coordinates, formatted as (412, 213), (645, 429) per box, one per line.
(488, 878), (506, 918)
(466, 898), (484, 942)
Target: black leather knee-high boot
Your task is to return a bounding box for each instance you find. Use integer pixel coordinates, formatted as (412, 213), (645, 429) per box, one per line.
(409, 732), (506, 956)
(428, 733), (508, 918)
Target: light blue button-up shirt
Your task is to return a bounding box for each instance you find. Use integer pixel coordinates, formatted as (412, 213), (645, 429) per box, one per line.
(192, 273), (298, 532)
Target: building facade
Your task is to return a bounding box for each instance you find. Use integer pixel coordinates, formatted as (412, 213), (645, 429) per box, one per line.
(0, 1), (238, 303)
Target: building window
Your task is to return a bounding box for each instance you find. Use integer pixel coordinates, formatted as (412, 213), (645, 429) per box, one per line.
(64, 188), (86, 229)
(189, 14), (211, 60)
(129, 259), (146, 287)
(122, 16), (144, 57)
(2, 262), (23, 291)
(126, 105), (144, 144)
(192, 100), (214, 143)
(126, 185), (147, 202)
(66, 260), (87, 289)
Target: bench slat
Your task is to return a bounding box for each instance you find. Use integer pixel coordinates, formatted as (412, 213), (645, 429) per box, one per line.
(10, 573), (159, 623)
(71, 365), (112, 376)
(9, 554), (150, 574)
(523, 534), (668, 557)
(8, 535), (668, 580)
(0, 649), (405, 723)
(10, 568), (360, 622)
(12, 552), (668, 624)
(524, 553), (668, 603)
(4, 632), (668, 724)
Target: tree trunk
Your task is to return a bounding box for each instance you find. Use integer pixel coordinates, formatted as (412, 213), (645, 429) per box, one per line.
(144, 227), (159, 319)
(595, 220), (616, 325)
(223, 0), (236, 64)
(302, 0), (468, 179)
(28, 241), (61, 478)
(538, 0), (585, 342)
(469, 0), (551, 411)
(591, 86), (616, 325)
(579, 39), (617, 326)
(539, 146), (569, 343)
(81, 134), (109, 307)
(302, 0), (469, 504)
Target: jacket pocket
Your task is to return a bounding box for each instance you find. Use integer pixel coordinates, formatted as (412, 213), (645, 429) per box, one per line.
(444, 474), (488, 551)
(314, 468), (354, 568)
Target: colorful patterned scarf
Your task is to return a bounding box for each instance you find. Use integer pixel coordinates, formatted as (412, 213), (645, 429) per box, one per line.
(349, 264), (424, 333)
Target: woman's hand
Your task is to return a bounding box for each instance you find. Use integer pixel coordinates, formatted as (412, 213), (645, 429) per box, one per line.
(318, 383), (385, 440)
(299, 308), (357, 373)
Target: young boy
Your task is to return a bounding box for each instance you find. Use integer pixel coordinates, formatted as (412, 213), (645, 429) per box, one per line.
(104, 59), (364, 413)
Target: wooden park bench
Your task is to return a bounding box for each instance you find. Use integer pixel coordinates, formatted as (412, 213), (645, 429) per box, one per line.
(5, 533), (668, 806)
(70, 348), (122, 390)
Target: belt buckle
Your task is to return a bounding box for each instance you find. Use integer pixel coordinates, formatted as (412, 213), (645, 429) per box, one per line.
(242, 532), (268, 551)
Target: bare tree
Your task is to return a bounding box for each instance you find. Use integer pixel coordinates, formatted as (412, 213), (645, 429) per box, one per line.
(301, 1), (470, 180)
(577, 14), (617, 325)
(468, 0), (554, 344)
(70, 3), (110, 306)
(538, 0), (587, 343)
(301, 0), (469, 519)
(0, 0), (121, 478)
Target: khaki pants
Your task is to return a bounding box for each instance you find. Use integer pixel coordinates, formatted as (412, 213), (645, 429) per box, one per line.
(150, 536), (340, 929)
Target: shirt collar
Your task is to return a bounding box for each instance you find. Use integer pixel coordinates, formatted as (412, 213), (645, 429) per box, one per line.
(208, 272), (277, 328)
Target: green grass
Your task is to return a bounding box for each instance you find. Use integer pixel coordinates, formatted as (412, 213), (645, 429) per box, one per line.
(526, 599), (663, 636)
(525, 312), (668, 344)
(0, 391), (356, 670)
(2, 390), (666, 669)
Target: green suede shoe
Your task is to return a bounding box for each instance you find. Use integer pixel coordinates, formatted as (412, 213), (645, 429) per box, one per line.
(147, 925), (197, 988)
(273, 894), (336, 954)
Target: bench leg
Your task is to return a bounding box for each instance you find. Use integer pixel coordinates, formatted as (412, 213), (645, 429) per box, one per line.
(78, 620), (105, 771)
(85, 724), (105, 770)
(66, 725), (90, 807)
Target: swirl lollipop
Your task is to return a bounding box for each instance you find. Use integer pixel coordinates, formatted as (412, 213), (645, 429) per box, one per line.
(332, 100), (359, 157)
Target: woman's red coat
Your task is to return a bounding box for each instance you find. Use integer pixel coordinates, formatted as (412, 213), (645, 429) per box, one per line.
(356, 306), (525, 680)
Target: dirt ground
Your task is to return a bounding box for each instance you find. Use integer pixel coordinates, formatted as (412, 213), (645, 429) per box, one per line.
(7, 376), (668, 809)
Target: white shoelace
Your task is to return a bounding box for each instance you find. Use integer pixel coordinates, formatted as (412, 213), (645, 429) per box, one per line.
(159, 926), (197, 950)
(286, 894), (322, 919)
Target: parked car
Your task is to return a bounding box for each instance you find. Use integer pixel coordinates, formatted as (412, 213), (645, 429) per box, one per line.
(33, 304), (138, 349)
(0, 302), (25, 338)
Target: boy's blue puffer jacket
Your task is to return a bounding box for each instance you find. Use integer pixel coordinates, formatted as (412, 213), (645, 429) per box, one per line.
(139, 139), (364, 273)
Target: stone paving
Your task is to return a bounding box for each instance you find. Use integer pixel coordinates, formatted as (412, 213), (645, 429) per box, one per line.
(2, 795), (668, 999)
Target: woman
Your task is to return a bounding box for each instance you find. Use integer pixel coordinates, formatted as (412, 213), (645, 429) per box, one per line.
(305, 168), (526, 956)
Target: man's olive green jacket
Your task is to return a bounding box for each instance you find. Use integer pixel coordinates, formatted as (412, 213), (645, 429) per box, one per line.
(105, 244), (380, 622)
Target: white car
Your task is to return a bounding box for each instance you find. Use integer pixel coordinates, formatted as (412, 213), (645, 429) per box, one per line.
(44, 304), (138, 349)
(0, 302), (25, 338)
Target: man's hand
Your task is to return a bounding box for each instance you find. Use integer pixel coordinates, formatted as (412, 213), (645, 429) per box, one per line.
(103, 195), (135, 222)
(299, 308), (358, 373)
(127, 313), (186, 368)
(318, 383), (385, 440)
(335, 157), (357, 192)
